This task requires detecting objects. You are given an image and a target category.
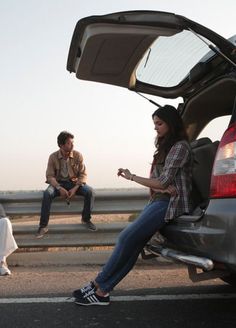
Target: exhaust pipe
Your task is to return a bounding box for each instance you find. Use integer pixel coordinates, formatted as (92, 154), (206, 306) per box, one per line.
(147, 244), (214, 271)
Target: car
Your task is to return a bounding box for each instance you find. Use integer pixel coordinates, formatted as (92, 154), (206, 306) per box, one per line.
(67, 10), (236, 285)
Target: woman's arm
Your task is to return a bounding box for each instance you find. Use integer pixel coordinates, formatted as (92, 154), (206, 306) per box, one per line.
(117, 169), (177, 196)
(117, 168), (165, 189)
(118, 141), (190, 191)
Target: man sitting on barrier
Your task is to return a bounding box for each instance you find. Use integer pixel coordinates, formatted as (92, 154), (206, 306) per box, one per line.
(36, 131), (96, 238)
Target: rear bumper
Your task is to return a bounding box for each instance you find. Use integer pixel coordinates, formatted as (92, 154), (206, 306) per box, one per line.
(161, 198), (236, 268)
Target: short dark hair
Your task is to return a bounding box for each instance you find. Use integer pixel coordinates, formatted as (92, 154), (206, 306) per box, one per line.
(57, 131), (74, 147)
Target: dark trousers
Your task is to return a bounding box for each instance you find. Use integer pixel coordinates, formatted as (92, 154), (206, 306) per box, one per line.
(39, 181), (95, 228)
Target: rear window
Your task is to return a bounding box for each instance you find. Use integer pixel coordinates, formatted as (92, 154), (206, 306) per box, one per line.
(136, 30), (211, 88)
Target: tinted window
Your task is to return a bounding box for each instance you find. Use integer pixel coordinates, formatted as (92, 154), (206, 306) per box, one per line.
(136, 30), (210, 87)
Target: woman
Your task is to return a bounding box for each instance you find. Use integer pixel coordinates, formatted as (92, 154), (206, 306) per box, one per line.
(73, 105), (192, 306)
(0, 204), (18, 276)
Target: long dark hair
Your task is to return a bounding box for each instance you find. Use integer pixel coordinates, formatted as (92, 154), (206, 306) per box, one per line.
(152, 105), (188, 163)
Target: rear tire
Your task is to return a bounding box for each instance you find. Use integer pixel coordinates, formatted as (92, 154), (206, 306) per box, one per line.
(221, 273), (236, 286)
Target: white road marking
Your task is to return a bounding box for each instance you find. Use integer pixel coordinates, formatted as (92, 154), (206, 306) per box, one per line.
(0, 293), (236, 304)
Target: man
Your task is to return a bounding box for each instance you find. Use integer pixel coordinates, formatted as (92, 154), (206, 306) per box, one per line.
(36, 131), (96, 238)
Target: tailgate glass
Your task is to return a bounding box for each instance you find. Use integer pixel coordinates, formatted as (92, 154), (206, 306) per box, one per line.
(136, 30), (211, 87)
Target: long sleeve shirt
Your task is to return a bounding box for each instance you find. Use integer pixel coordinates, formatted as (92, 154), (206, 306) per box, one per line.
(150, 140), (192, 221)
(45, 150), (87, 185)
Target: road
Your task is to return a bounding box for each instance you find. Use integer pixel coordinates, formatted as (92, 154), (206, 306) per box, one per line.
(1, 261), (236, 328)
(1, 285), (236, 328)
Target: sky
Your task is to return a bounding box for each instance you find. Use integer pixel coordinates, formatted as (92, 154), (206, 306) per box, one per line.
(0, 0), (235, 191)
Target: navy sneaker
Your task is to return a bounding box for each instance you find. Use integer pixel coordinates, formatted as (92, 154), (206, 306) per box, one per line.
(72, 281), (96, 299)
(35, 227), (49, 239)
(75, 289), (110, 306)
(81, 220), (97, 231)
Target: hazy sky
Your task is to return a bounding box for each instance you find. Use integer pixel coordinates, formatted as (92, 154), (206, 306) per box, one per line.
(0, 0), (235, 191)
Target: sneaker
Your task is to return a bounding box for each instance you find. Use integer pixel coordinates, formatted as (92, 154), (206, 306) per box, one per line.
(35, 227), (49, 238)
(81, 220), (97, 231)
(0, 264), (11, 276)
(75, 289), (110, 306)
(72, 281), (96, 298)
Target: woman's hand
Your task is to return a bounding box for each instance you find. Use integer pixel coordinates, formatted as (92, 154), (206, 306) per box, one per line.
(152, 185), (177, 196)
(117, 168), (132, 180)
(161, 185), (177, 196)
(165, 185), (177, 196)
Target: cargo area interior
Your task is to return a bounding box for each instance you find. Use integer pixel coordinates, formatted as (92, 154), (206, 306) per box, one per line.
(176, 75), (236, 220)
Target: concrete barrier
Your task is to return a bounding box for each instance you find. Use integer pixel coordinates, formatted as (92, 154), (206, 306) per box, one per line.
(0, 189), (149, 248)
(0, 189), (149, 216)
(14, 222), (129, 248)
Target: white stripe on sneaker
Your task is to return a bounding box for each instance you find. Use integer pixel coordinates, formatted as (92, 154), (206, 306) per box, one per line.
(90, 295), (99, 303)
(88, 295), (95, 303)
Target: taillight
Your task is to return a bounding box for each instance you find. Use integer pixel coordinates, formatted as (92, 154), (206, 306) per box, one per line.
(210, 122), (236, 198)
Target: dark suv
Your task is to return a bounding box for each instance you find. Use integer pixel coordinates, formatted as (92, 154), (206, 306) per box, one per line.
(67, 11), (236, 285)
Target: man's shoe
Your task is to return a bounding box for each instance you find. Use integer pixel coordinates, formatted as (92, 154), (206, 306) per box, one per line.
(72, 281), (96, 299)
(35, 227), (49, 238)
(81, 220), (97, 231)
(75, 289), (110, 306)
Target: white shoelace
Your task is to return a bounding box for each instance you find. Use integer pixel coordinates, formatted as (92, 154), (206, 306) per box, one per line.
(83, 289), (95, 299)
(81, 283), (93, 294)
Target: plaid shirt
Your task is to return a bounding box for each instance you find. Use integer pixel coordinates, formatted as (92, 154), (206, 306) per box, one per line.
(151, 140), (192, 221)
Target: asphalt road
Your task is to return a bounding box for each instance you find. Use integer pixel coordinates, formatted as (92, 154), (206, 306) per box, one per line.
(1, 263), (236, 328)
(1, 285), (236, 328)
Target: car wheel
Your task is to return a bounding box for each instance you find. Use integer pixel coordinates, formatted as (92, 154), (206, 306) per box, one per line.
(221, 273), (236, 286)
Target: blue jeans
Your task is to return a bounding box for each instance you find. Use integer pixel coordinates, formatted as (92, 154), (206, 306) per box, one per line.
(39, 181), (95, 228)
(95, 200), (169, 293)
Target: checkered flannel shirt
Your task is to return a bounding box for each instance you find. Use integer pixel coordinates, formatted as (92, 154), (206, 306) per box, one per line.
(152, 140), (192, 221)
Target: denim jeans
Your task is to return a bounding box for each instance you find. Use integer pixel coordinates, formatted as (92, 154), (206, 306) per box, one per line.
(95, 200), (169, 293)
(39, 181), (95, 228)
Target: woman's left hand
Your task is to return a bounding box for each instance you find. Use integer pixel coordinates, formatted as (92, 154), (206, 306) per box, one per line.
(152, 185), (177, 196)
(117, 168), (132, 180)
(164, 185), (177, 196)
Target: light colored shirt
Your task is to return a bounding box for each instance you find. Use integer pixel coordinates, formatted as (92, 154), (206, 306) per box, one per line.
(59, 158), (70, 180)
(46, 150), (87, 185)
